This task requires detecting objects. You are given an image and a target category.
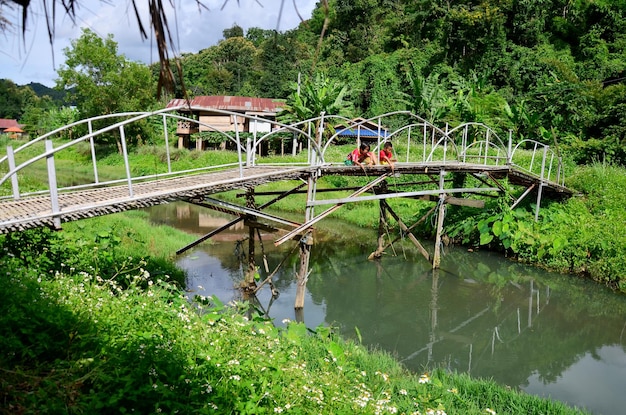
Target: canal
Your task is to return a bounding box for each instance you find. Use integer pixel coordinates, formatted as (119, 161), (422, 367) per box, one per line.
(147, 202), (626, 415)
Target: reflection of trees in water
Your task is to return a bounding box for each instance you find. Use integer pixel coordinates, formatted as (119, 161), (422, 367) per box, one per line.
(152, 202), (626, 392)
(306, 245), (626, 389)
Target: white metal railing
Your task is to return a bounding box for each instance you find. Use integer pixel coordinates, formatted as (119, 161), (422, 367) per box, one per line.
(1, 108), (565, 224)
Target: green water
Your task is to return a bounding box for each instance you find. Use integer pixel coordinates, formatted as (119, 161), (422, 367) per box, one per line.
(147, 202), (626, 415)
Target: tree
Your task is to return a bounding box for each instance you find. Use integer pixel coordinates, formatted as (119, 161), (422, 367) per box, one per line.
(212, 36), (257, 93)
(246, 27), (275, 47)
(56, 28), (157, 150)
(280, 72), (352, 122)
(21, 104), (78, 139)
(223, 24), (244, 39)
(342, 53), (405, 117)
(0, 79), (23, 119)
(397, 71), (452, 124)
(0, 79), (38, 120)
(278, 72), (352, 155)
(256, 30), (312, 98)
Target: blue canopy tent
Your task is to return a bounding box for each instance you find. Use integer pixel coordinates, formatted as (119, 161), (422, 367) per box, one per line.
(335, 127), (390, 139)
(334, 118), (390, 148)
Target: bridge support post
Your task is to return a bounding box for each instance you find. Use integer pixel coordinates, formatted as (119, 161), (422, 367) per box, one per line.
(295, 230), (313, 311)
(370, 181), (389, 259)
(244, 189), (257, 289)
(376, 196), (388, 256)
(295, 172), (316, 313)
(433, 171), (446, 269)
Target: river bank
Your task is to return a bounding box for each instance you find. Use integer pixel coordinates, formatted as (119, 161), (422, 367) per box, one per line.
(0, 210), (593, 414)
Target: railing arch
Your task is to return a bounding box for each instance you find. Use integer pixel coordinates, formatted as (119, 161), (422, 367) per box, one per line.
(511, 139), (563, 185)
(1, 107), (566, 204)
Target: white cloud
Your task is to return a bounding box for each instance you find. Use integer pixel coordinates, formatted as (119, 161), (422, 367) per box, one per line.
(2, 0), (317, 87)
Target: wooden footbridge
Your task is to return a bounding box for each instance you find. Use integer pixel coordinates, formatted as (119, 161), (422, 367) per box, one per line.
(0, 108), (572, 310)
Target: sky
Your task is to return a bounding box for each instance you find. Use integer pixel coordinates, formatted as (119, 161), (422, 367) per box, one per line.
(2, 0), (318, 88)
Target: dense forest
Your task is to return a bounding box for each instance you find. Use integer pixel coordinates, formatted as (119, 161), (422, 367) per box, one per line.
(2, 0), (626, 164)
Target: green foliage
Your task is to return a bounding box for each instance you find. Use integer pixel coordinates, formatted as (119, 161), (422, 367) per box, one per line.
(0, 212), (191, 288)
(20, 105), (79, 138)
(1, 227), (66, 270)
(343, 53), (405, 117)
(255, 29), (313, 99)
(398, 71), (452, 123)
(0, 79), (32, 119)
(445, 162), (626, 293)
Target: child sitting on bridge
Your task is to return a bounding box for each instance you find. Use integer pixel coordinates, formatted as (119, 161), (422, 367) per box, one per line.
(346, 143), (376, 167)
(379, 141), (396, 169)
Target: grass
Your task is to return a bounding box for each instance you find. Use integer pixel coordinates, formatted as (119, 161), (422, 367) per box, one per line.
(0, 244), (589, 414)
(63, 210), (198, 261)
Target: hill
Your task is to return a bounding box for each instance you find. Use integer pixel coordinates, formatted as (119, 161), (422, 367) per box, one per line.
(25, 82), (66, 103)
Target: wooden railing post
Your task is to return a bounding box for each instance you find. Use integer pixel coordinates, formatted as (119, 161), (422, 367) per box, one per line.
(88, 120), (100, 183)
(507, 129), (513, 165)
(234, 115), (244, 177)
(162, 114), (172, 173)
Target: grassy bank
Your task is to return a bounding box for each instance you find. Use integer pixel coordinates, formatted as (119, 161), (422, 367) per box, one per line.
(444, 163), (626, 293)
(0, 212), (589, 414)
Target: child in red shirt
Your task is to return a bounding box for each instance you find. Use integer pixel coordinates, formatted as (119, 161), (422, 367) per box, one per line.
(347, 143), (376, 167)
(379, 142), (396, 169)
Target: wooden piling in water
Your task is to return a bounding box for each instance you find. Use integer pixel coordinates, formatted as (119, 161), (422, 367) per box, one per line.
(383, 200), (431, 262)
(432, 171), (446, 269)
(372, 181), (389, 259)
(368, 204), (437, 261)
(294, 172), (318, 310)
(244, 189), (257, 288)
(295, 231), (313, 310)
(376, 198), (388, 256)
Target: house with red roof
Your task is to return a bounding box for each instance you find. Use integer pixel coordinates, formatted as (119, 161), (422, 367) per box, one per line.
(0, 119), (21, 134)
(165, 96), (283, 150)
